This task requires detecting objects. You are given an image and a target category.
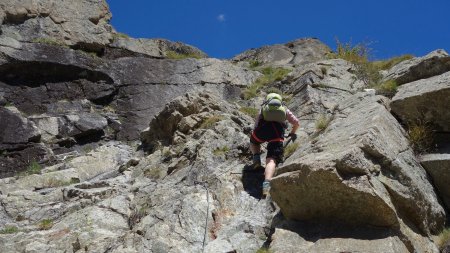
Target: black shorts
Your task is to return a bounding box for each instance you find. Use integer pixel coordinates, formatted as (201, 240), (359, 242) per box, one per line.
(266, 141), (284, 164)
(250, 136), (284, 165)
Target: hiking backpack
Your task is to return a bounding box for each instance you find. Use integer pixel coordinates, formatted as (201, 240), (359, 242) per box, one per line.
(261, 93), (287, 123)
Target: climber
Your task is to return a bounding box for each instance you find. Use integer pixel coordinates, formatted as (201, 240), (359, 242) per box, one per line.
(250, 92), (299, 197)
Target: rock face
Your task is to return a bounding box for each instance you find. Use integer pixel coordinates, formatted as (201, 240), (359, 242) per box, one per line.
(391, 71), (450, 132)
(271, 93), (444, 252)
(420, 154), (450, 210)
(0, 37), (259, 174)
(1, 0), (449, 252)
(382, 49), (450, 85)
(0, 0), (113, 51)
(107, 37), (208, 59)
(233, 38), (332, 67)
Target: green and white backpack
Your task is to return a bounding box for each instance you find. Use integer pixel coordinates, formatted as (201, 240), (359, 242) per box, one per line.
(261, 93), (286, 123)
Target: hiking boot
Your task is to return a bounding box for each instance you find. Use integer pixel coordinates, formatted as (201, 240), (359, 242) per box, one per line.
(262, 180), (271, 198)
(252, 153), (261, 169)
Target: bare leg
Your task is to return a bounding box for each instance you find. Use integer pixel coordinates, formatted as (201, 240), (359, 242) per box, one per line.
(265, 157), (276, 181)
(250, 142), (261, 155)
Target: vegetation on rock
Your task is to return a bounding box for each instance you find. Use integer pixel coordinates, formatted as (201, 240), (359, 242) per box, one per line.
(38, 219), (53, 230)
(249, 59), (262, 69)
(407, 122), (434, 153)
(113, 32), (130, 39)
(166, 50), (203, 59)
(32, 37), (68, 47)
(372, 54), (414, 70)
(25, 161), (42, 175)
(315, 114), (331, 131)
(0, 226), (19, 234)
(200, 115), (224, 129)
(329, 40), (413, 95)
(242, 67), (291, 99)
(239, 106), (259, 118)
(213, 146), (230, 156)
(438, 228), (450, 251)
(284, 142), (300, 158)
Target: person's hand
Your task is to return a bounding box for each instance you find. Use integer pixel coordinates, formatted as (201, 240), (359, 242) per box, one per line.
(288, 133), (297, 142)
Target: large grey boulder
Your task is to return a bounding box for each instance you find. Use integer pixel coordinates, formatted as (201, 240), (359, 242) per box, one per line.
(0, 106), (49, 177)
(232, 38), (331, 67)
(0, 0), (113, 51)
(420, 154), (450, 211)
(382, 49), (450, 85)
(391, 71), (450, 132)
(107, 37), (208, 59)
(0, 106), (40, 147)
(271, 93), (445, 252)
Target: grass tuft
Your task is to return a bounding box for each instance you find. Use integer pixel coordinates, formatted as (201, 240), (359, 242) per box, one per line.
(26, 161), (42, 175)
(375, 79), (398, 96)
(329, 39), (381, 87)
(0, 226), (19, 234)
(200, 115), (224, 129)
(284, 142), (300, 158)
(249, 60), (262, 69)
(256, 248), (272, 253)
(144, 166), (162, 180)
(371, 54), (414, 70)
(242, 67), (291, 100)
(315, 114), (331, 132)
(45, 177), (80, 188)
(166, 50), (203, 60)
(113, 32), (130, 39)
(39, 219), (53, 230)
(330, 40), (414, 94)
(407, 122), (434, 154)
(213, 146), (230, 156)
(32, 37), (68, 47)
(438, 228), (450, 250)
(239, 107), (259, 118)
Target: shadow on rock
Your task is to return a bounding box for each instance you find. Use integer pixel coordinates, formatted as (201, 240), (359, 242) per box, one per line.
(241, 164), (265, 200)
(272, 213), (399, 242)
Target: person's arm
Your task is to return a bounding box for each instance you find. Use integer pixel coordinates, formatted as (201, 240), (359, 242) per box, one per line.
(286, 108), (299, 135)
(254, 109), (262, 129)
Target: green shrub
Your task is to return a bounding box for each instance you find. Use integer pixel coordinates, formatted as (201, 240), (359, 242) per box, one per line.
(407, 122), (433, 153)
(239, 107), (259, 118)
(371, 54), (414, 70)
(200, 115), (224, 129)
(315, 114), (331, 131)
(26, 161), (42, 175)
(284, 142), (300, 158)
(242, 67), (291, 100)
(438, 228), (450, 250)
(213, 146), (230, 156)
(0, 226), (19, 234)
(166, 50), (203, 60)
(39, 219), (53, 230)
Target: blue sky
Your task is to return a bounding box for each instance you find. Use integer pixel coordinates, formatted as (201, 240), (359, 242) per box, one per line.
(107, 0), (450, 60)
